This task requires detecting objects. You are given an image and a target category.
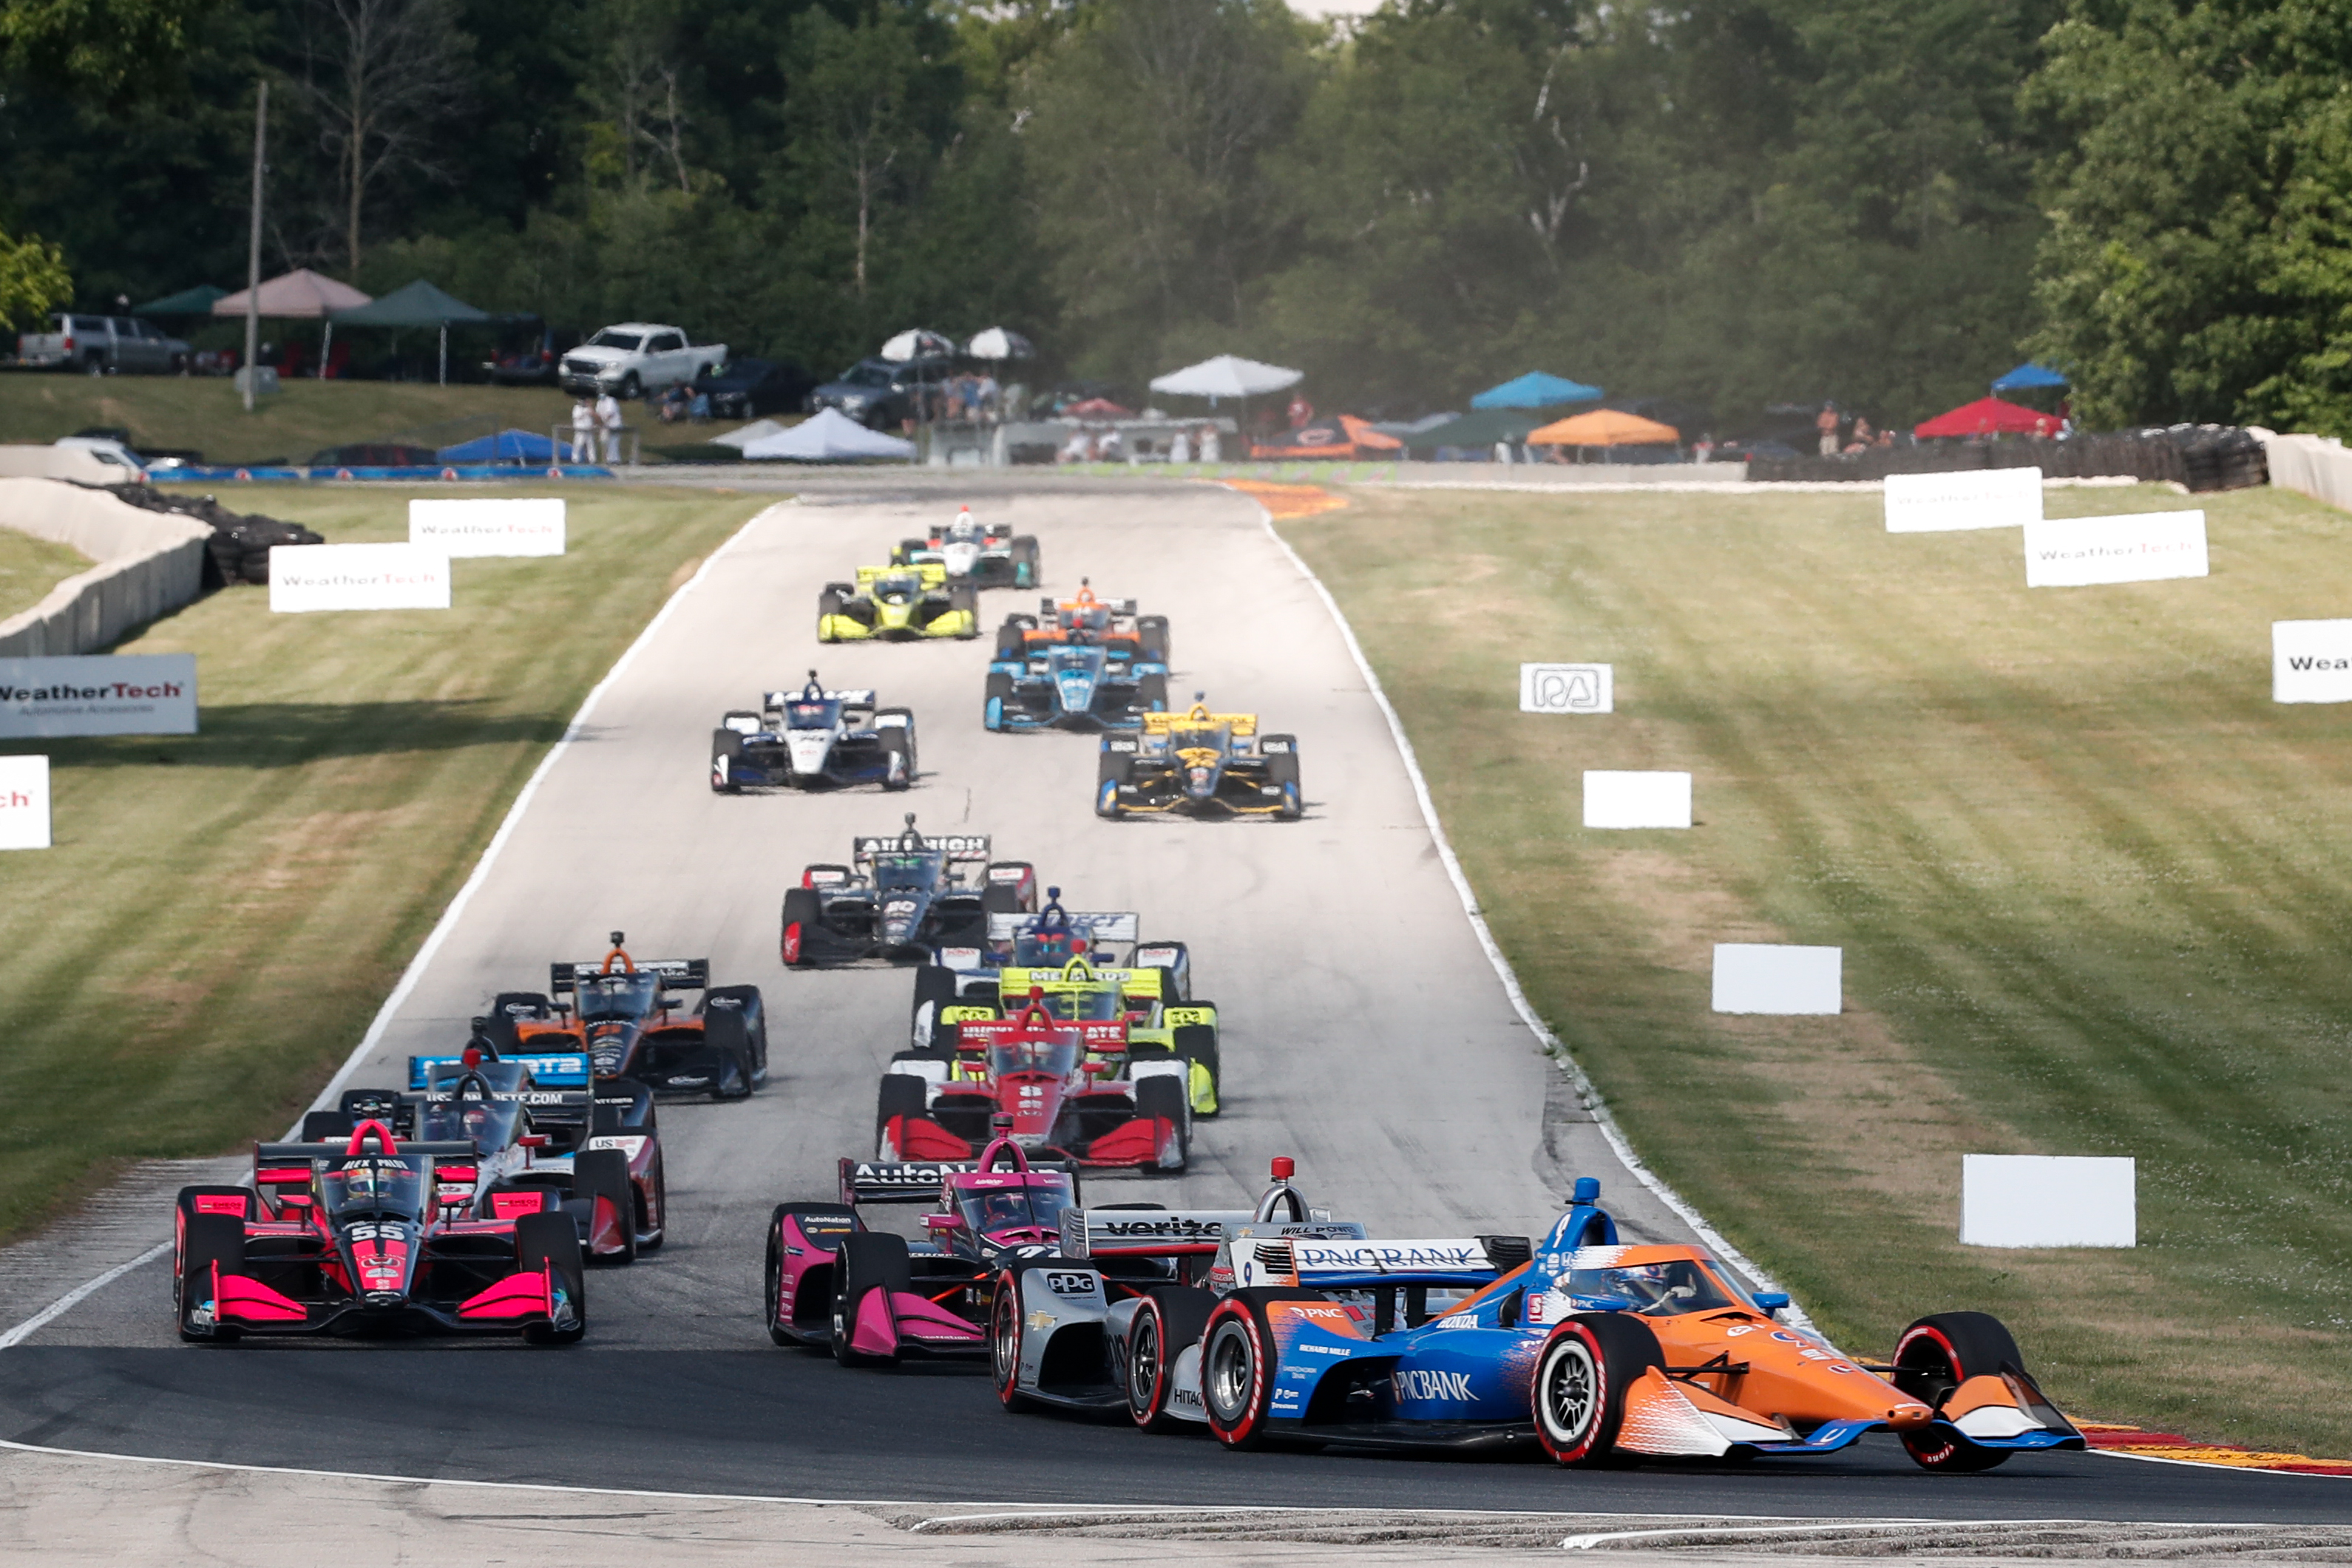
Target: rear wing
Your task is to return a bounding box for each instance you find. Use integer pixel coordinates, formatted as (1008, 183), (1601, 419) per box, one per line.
(987, 912), (1139, 947)
(765, 688), (875, 710)
(853, 833), (989, 865)
(1142, 709), (1257, 737)
(1060, 1209), (1365, 1259)
(855, 562), (947, 589)
(955, 1015), (1128, 1053)
(408, 1051), (590, 1090)
(996, 963), (1162, 1001)
(1227, 1235), (1520, 1290)
(254, 1138), (478, 1184)
(550, 957), (708, 994)
(838, 1155), (1076, 1205)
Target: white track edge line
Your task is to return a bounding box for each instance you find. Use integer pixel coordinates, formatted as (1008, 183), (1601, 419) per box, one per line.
(0, 1242), (171, 1351)
(299, 500), (788, 1122)
(1241, 491), (1814, 1327)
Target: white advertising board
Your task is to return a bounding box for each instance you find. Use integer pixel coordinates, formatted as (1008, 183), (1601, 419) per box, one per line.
(0, 654), (197, 737)
(2272, 619), (2352, 704)
(1884, 466), (2042, 533)
(1961, 1154), (2135, 1248)
(1712, 943), (1841, 1014)
(0, 754), (50, 849)
(1582, 770), (1690, 829)
(1520, 663), (1613, 714)
(2023, 510), (2208, 588)
(409, 497), (566, 557)
(271, 543), (452, 612)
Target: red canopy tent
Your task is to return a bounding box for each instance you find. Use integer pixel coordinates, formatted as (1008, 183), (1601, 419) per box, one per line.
(1914, 396), (2062, 439)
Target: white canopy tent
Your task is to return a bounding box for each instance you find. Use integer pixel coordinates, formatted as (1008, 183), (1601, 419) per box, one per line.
(711, 418), (784, 450)
(739, 408), (915, 461)
(1149, 353), (1302, 401)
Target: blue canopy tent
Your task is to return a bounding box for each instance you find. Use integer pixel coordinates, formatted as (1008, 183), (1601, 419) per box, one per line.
(1991, 363), (2067, 393)
(1471, 371), (1603, 410)
(437, 427), (566, 464)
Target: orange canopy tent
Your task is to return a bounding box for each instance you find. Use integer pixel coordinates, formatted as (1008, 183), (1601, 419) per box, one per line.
(1913, 396), (2060, 439)
(1527, 408), (1679, 446)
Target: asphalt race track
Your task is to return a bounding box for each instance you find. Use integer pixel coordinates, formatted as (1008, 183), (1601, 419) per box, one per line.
(7, 476), (2351, 1525)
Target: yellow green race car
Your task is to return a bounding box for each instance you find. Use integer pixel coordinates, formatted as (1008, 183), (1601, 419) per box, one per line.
(819, 563), (979, 642)
(918, 948), (1221, 1116)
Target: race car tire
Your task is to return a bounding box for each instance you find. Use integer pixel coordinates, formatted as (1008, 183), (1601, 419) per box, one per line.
(989, 1268), (1045, 1411)
(1148, 961), (1189, 1005)
(1011, 535), (1040, 588)
(764, 1201), (850, 1346)
(1200, 1289), (1333, 1450)
(948, 585), (980, 639)
(1892, 1311), (2027, 1473)
(962, 979), (1001, 1012)
(572, 1150), (638, 1265)
(910, 965), (960, 1045)
(817, 588), (847, 642)
(640, 1155), (668, 1250)
(1134, 1076), (1187, 1171)
(702, 994), (759, 1101)
(1261, 735), (1302, 820)
(895, 537), (926, 565)
(981, 882), (1026, 917)
(880, 726), (914, 790)
(875, 1072), (928, 1148)
(1533, 1312), (1664, 1465)
(174, 1187), (252, 1304)
(1136, 615), (1170, 668)
(832, 1232), (910, 1366)
(1096, 753), (1127, 818)
(711, 727), (745, 793)
(177, 1212), (247, 1343)
(1127, 1286), (1217, 1432)
(1172, 1022), (1221, 1114)
(300, 1110), (354, 1141)
(1136, 672), (1168, 713)
(481, 992), (557, 1056)
(780, 887), (823, 968)
(592, 1079), (656, 1135)
(983, 671), (1014, 731)
(992, 621), (1027, 662)
(517, 1212), (588, 1345)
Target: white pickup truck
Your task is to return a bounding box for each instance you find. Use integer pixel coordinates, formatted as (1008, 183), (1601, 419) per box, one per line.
(558, 323), (725, 399)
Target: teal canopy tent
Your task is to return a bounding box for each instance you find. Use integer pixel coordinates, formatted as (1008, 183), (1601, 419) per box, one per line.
(135, 284), (228, 318)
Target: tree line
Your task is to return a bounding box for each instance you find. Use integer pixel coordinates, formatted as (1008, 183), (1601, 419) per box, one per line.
(0, 0), (2342, 433)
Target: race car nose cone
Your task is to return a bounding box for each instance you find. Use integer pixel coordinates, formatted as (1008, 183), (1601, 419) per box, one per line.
(1888, 1403), (1934, 1428)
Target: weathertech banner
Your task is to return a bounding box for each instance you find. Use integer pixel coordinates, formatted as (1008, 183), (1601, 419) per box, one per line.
(270, 543), (452, 611)
(409, 497), (566, 557)
(0, 753), (49, 849)
(1884, 466), (2042, 532)
(2272, 619), (2352, 704)
(0, 653), (197, 737)
(2023, 511), (2208, 588)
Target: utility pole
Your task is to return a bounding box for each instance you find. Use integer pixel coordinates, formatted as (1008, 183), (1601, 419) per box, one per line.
(243, 79), (267, 413)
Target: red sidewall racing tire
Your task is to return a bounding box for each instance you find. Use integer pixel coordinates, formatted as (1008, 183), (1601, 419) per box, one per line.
(1533, 1313), (1662, 1466)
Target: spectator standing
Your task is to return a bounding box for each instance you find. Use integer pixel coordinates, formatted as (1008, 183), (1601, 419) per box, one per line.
(1169, 427), (1191, 465)
(596, 390), (625, 464)
(1200, 424), (1221, 464)
(1815, 402), (1840, 457)
(569, 397), (596, 463)
(1287, 392), (1313, 429)
(1694, 432), (1715, 464)
(975, 371), (1000, 421)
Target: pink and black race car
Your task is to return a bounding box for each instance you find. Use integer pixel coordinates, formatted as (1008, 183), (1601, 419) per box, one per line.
(762, 1138), (1180, 1365)
(172, 1120), (586, 1344)
(875, 993), (1189, 1172)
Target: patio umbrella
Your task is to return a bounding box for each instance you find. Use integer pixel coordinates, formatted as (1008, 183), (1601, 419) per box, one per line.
(879, 328), (955, 362)
(965, 326), (1033, 361)
(1148, 354), (1302, 401)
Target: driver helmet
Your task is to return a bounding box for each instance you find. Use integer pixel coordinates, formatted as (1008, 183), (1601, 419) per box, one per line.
(948, 506), (980, 541)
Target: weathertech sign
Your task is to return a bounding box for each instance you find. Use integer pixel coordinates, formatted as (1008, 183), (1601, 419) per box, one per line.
(2022, 512), (2208, 588)
(409, 498), (566, 558)
(2273, 620), (2352, 704)
(270, 543), (452, 611)
(0, 754), (50, 849)
(0, 654), (197, 737)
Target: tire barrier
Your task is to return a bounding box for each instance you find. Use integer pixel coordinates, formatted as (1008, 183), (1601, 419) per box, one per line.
(1752, 426), (2270, 493)
(104, 483), (325, 587)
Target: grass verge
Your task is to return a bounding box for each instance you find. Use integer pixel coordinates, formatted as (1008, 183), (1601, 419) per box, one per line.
(0, 526), (91, 621)
(0, 483), (769, 1244)
(1282, 481), (2352, 1456)
(0, 375), (580, 466)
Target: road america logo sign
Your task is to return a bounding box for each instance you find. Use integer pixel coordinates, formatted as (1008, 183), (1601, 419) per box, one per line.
(1520, 663), (1612, 714)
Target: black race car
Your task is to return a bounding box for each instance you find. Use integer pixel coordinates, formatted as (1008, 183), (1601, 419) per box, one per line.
(780, 815), (1036, 967)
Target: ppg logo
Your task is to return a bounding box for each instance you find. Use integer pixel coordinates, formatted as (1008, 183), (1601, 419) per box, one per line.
(1519, 662), (1613, 715)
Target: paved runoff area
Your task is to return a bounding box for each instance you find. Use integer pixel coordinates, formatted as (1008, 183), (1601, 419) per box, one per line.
(8, 475), (2352, 1559)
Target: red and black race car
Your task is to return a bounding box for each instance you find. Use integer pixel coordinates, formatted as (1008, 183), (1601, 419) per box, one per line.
(172, 1120), (586, 1343)
(875, 991), (1190, 1172)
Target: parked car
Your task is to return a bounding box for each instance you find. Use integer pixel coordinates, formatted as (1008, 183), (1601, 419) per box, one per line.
(808, 357), (947, 429)
(16, 313), (190, 374)
(559, 324), (726, 399)
(692, 357), (816, 421)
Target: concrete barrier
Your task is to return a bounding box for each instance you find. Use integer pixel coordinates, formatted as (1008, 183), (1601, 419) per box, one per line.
(2252, 430), (2352, 512)
(0, 444), (132, 485)
(0, 479), (213, 655)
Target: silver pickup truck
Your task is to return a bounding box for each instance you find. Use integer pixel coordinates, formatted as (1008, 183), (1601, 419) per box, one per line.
(16, 313), (192, 374)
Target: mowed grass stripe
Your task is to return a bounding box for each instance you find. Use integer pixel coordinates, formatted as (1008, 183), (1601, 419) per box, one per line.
(1284, 482), (2352, 1455)
(0, 484), (767, 1243)
(0, 526), (92, 622)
